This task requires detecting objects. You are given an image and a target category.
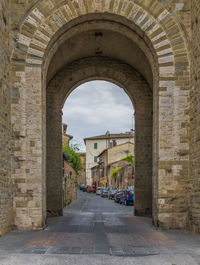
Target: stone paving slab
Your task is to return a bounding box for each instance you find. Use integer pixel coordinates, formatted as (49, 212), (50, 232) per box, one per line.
(0, 253), (199, 265)
(0, 192), (200, 261)
(26, 232), (93, 248)
(0, 245), (178, 257)
(46, 225), (93, 233)
(107, 231), (175, 248)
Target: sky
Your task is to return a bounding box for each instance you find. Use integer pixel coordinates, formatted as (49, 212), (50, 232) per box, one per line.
(62, 81), (135, 152)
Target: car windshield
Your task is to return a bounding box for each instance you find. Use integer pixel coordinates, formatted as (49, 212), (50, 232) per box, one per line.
(104, 188), (108, 191)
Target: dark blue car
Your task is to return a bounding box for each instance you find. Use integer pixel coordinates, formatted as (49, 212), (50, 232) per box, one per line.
(120, 190), (134, 205)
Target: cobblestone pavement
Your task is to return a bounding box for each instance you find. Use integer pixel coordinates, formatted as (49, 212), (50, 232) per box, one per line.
(0, 191), (200, 264)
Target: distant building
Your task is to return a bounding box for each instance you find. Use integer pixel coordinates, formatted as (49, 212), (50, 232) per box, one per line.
(110, 160), (134, 189)
(62, 123), (77, 205)
(91, 164), (100, 187)
(98, 141), (134, 187)
(62, 123), (73, 146)
(84, 132), (134, 185)
(63, 153), (77, 205)
(77, 153), (86, 186)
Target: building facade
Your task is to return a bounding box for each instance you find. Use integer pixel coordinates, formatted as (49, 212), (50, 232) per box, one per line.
(98, 142), (134, 187)
(63, 160), (77, 206)
(62, 124), (77, 207)
(77, 153), (86, 186)
(84, 132), (134, 185)
(111, 161), (134, 189)
(62, 123), (73, 147)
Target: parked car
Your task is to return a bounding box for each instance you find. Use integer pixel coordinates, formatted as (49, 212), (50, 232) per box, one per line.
(87, 186), (93, 193)
(101, 187), (109, 198)
(120, 190), (134, 205)
(92, 186), (96, 193)
(79, 184), (86, 190)
(108, 187), (117, 199)
(114, 190), (123, 203)
(81, 184), (87, 192)
(96, 187), (103, 195)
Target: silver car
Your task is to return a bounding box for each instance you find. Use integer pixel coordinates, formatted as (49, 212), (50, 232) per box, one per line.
(108, 187), (117, 199)
(96, 187), (103, 195)
(101, 188), (109, 198)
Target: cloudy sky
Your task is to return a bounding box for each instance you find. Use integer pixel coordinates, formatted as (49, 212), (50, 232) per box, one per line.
(62, 81), (135, 152)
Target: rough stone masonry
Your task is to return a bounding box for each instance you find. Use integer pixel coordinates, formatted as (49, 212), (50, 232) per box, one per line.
(0, 0), (199, 236)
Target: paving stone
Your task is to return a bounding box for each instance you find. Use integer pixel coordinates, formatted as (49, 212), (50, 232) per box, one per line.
(81, 248), (94, 254)
(110, 248), (124, 256)
(45, 247), (71, 254)
(94, 248), (110, 254)
(0, 190), (200, 262)
(122, 248), (136, 256)
(69, 247), (82, 254)
(22, 247), (48, 254)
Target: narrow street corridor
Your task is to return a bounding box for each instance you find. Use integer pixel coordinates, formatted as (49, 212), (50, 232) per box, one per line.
(0, 191), (200, 264)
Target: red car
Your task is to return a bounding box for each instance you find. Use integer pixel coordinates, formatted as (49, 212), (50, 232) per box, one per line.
(92, 186), (96, 193)
(87, 186), (92, 192)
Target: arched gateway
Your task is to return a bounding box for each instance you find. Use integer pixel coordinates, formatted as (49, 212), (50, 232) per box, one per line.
(3, 0), (192, 233)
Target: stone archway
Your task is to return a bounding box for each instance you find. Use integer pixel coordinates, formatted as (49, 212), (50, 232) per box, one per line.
(9, 0), (190, 231)
(46, 57), (153, 217)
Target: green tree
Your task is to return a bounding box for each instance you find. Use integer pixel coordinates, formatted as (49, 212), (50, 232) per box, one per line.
(112, 167), (121, 179)
(63, 144), (83, 174)
(121, 154), (134, 166)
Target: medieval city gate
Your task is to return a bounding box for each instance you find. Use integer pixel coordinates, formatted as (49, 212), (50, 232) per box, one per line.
(1, 0), (196, 236)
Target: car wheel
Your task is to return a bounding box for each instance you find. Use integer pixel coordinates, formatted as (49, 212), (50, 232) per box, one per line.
(125, 200), (128, 205)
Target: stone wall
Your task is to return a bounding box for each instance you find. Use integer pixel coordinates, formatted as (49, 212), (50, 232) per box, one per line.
(64, 162), (77, 205)
(47, 89), (63, 216)
(78, 153), (86, 186)
(189, 0), (200, 232)
(0, 0), (199, 234)
(0, 1), (13, 236)
(47, 57), (153, 217)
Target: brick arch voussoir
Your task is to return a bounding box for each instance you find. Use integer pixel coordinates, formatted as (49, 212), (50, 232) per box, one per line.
(13, 0), (190, 74)
(10, 0), (191, 112)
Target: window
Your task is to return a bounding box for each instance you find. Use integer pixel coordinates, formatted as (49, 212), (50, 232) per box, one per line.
(113, 140), (117, 147)
(94, 142), (98, 149)
(94, 156), (98, 162)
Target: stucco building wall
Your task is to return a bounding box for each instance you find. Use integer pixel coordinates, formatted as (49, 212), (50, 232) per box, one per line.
(107, 142), (134, 165)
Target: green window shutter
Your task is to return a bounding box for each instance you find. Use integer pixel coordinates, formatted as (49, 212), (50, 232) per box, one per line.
(94, 156), (98, 162)
(94, 142), (98, 149)
(109, 142), (112, 148)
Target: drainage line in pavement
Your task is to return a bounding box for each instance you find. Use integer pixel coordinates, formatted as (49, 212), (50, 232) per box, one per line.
(93, 222), (110, 252)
